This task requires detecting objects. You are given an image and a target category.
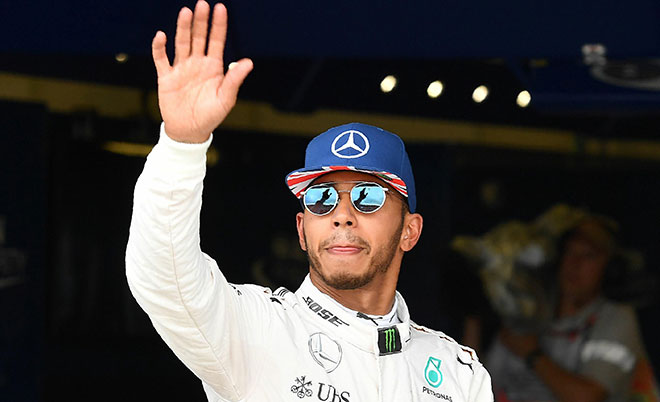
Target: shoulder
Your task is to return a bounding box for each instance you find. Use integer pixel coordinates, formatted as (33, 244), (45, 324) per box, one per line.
(587, 300), (643, 357)
(577, 299), (644, 375)
(228, 282), (272, 297)
(410, 322), (494, 400)
(598, 300), (637, 323)
(592, 300), (640, 338)
(226, 282), (296, 313)
(410, 321), (482, 364)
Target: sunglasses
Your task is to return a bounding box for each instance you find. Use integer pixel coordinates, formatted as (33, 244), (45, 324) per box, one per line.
(301, 181), (391, 216)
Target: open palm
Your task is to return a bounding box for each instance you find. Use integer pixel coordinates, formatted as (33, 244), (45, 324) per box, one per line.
(152, 1), (253, 143)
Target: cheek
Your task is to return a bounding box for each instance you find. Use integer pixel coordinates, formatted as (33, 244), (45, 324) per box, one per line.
(585, 261), (607, 282)
(301, 217), (327, 246)
(559, 259), (586, 284)
(367, 214), (403, 242)
(563, 260), (604, 288)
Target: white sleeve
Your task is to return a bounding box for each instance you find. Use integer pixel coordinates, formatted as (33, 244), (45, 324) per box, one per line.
(125, 124), (272, 401)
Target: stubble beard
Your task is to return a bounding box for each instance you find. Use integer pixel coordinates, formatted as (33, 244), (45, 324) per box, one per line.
(304, 220), (404, 290)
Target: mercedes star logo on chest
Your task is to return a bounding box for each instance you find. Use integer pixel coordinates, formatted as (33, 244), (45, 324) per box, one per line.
(308, 332), (343, 373)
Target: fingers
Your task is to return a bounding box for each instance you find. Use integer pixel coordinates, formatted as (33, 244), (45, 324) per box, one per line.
(207, 3), (227, 61)
(172, 2), (225, 64)
(219, 58), (253, 104)
(191, 1), (211, 56)
(174, 7), (193, 65)
(152, 31), (171, 76)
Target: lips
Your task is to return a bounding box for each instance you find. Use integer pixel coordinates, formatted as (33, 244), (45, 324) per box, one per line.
(325, 244), (364, 254)
(319, 234), (370, 255)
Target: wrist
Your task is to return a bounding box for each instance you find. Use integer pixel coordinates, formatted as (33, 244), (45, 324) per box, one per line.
(525, 347), (544, 370)
(163, 122), (212, 144)
(160, 123), (213, 149)
(150, 123), (213, 175)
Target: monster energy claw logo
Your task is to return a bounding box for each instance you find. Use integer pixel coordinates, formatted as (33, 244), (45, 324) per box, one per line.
(424, 357), (443, 388)
(384, 328), (396, 353)
(378, 326), (401, 355)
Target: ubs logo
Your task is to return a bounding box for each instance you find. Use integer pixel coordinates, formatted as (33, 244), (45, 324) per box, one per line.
(291, 376), (313, 398)
(290, 376), (351, 401)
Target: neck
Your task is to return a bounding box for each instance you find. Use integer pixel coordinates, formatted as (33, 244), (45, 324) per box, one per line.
(309, 266), (400, 316)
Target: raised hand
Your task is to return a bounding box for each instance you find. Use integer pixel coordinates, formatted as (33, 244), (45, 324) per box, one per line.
(152, 1), (253, 143)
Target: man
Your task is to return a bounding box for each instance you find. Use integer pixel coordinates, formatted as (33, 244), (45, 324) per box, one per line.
(125, 1), (493, 401)
(486, 217), (655, 402)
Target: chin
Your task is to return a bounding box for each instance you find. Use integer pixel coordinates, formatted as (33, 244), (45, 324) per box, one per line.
(305, 235), (397, 291)
(313, 264), (378, 291)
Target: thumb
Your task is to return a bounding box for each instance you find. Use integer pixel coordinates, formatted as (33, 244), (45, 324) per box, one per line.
(218, 58), (254, 106)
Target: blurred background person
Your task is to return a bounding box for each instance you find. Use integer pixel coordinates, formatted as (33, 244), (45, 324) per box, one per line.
(484, 215), (659, 401)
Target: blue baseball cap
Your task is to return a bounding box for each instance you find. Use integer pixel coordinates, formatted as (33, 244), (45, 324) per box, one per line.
(285, 122), (417, 212)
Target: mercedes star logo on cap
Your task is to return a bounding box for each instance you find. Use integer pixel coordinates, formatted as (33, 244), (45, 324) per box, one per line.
(331, 130), (370, 159)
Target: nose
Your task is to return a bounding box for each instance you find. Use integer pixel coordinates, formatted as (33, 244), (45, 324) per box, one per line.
(331, 192), (356, 227)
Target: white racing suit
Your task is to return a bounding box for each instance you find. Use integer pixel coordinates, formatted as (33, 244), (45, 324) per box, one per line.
(125, 126), (494, 402)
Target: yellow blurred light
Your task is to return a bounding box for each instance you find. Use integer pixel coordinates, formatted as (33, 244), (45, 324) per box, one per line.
(380, 75), (397, 93)
(103, 141), (219, 166)
(427, 80), (444, 98)
(115, 53), (129, 63)
(472, 85), (489, 103)
(517, 90), (531, 108)
(228, 62), (238, 70)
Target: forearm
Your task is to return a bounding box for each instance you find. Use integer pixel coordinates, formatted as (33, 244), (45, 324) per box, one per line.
(532, 354), (607, 402)
(126, 123), (212, 312)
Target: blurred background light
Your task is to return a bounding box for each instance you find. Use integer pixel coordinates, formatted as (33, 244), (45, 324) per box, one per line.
(472, 85), (489, 103)
(517, 90), (531, 108)
(114, 53), (128, 63)
(427, 80), (444, 98)
(380, 75), (397, 93)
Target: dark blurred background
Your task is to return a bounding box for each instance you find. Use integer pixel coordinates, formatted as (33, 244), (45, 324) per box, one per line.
(2, 0), (660, 400)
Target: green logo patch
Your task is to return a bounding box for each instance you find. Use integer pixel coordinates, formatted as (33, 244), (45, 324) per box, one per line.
(424, 356), (443, 388)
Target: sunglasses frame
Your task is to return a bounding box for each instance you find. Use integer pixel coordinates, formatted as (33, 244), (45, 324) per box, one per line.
(301, 181), (391, 216)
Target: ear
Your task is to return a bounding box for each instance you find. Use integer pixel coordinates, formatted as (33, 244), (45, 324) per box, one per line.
(400, 213), (423, 252)
(295, 212), (307, 251)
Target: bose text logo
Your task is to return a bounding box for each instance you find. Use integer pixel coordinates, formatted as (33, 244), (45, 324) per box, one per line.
(331, 130), (370, 159)
(302, 296), (349, 327)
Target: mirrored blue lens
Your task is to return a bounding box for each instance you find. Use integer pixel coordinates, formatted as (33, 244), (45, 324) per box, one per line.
(303, 186), (338, 215)
(351, 183), (386, 213)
